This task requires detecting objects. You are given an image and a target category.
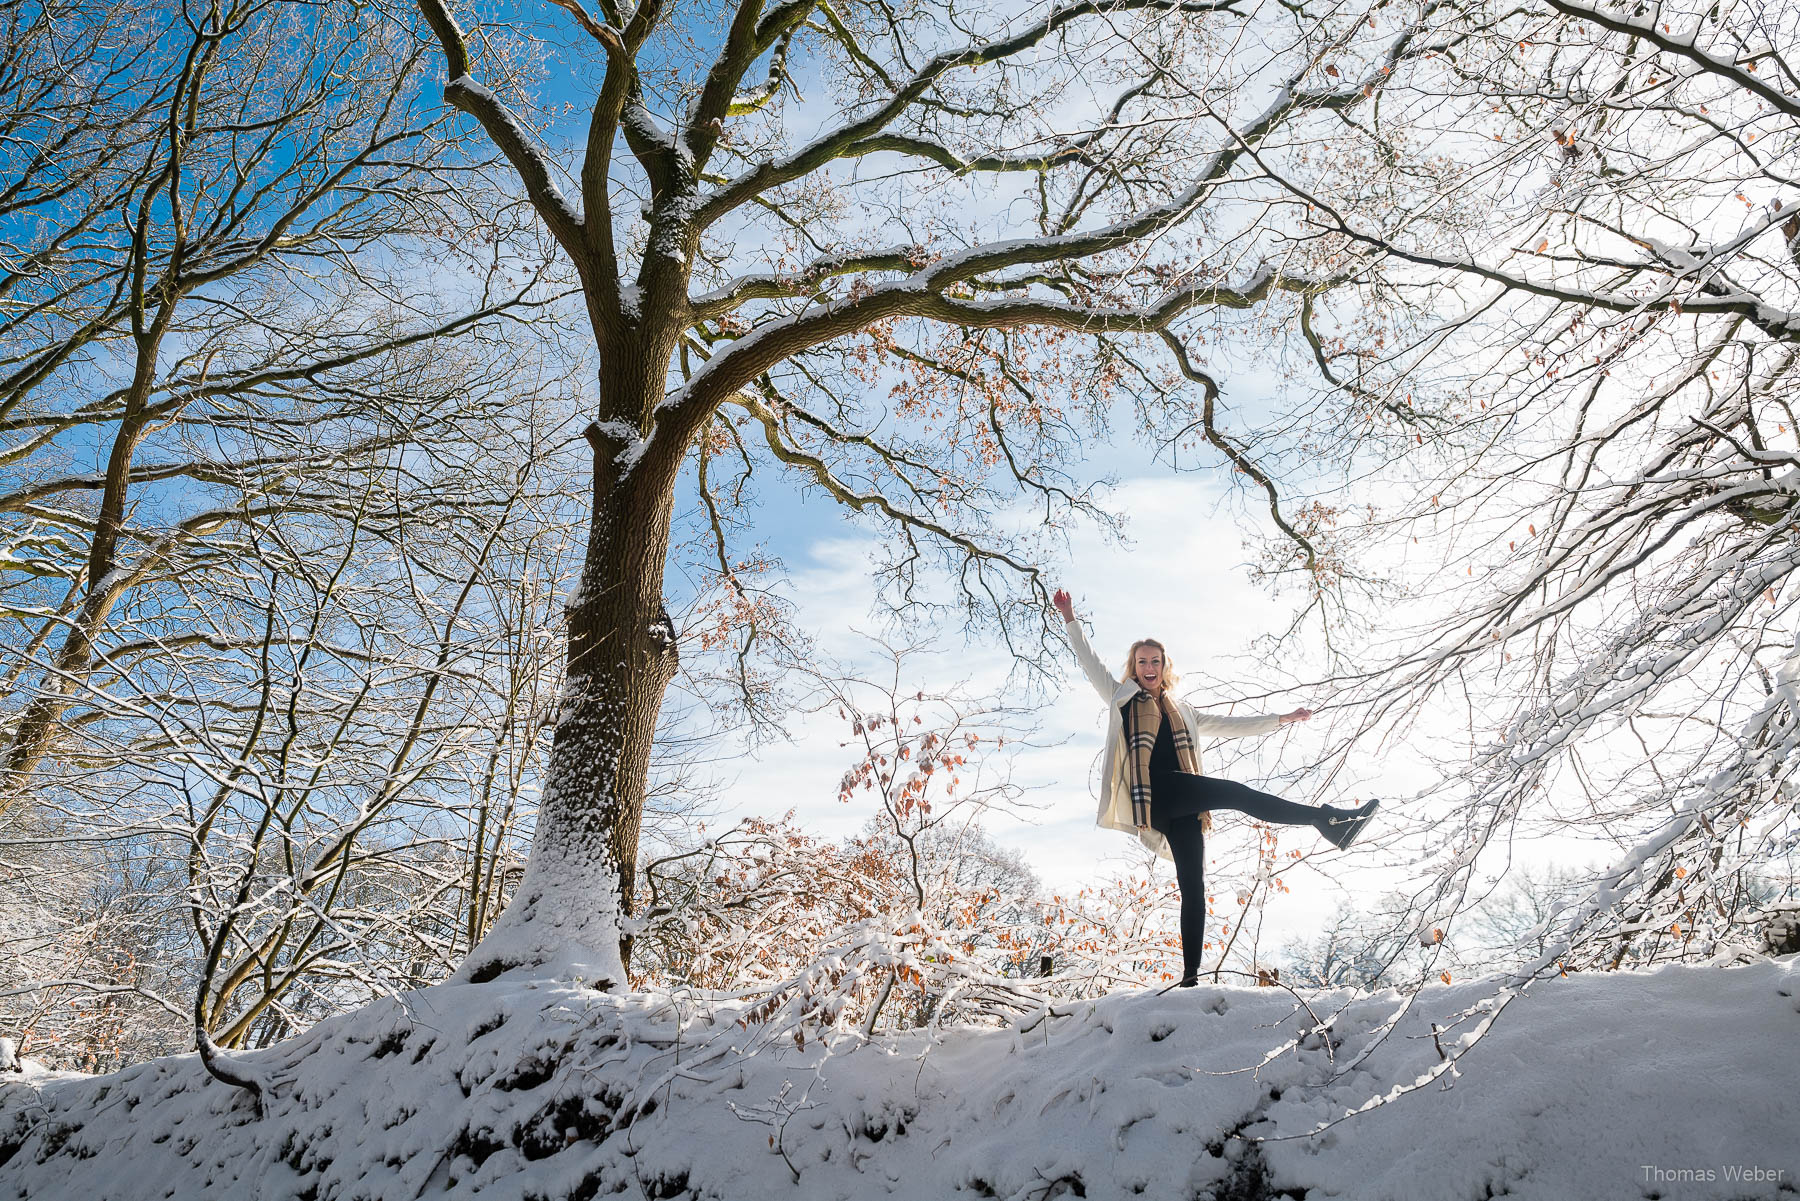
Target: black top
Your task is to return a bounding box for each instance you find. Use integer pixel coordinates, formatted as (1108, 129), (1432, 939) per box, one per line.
(1148, 711), (1208, 830)
(1148, 711), (1179, 788)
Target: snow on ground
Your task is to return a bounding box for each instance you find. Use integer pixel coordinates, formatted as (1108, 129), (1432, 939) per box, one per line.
(2, 959), (1796, 1201)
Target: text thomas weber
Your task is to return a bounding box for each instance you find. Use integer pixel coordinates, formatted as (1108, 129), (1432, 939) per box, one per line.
(1641, 1164), (1788, 1186)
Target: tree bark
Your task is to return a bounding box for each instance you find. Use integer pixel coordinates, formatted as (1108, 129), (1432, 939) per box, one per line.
(454, 426), (682, 985)
(2, 338), (164, 811)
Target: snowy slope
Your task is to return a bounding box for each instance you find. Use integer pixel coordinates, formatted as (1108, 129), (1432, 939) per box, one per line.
(2, 959), (1796, 1201)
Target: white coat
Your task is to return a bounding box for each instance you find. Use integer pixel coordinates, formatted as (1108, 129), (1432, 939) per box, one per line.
(1063, 615), (1285, 861)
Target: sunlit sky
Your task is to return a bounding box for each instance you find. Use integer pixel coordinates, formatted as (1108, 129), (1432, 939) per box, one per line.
(674, 400), (1427, 952)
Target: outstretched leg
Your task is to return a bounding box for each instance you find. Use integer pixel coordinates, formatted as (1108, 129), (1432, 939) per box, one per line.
(1158, 775), (1378, 848)
(1191, 776), (1325, 828)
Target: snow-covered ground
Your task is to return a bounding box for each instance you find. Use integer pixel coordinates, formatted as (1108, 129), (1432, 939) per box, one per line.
(3, 959), (1795, 1201)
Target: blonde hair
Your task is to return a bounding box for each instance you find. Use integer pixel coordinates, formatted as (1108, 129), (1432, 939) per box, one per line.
(1121, 638), (1179, 691)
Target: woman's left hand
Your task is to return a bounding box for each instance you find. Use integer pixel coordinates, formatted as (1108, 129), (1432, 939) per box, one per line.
(1280, 707), (1314, 724)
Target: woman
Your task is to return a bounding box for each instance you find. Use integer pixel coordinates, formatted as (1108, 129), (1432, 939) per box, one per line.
(1052, 588), (1378, 988)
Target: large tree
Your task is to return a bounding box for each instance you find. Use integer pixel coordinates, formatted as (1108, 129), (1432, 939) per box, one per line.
(414, 0), (1437, 983)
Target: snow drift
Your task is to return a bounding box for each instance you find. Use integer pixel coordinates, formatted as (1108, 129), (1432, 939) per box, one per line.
(2, 959), (1795, 1200)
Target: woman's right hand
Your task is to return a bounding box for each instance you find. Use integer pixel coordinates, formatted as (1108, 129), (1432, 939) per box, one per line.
(1052, 588), (1074, 621)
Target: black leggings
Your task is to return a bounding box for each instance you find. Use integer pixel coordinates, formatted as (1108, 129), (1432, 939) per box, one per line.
(1150, 774), (1328, 983)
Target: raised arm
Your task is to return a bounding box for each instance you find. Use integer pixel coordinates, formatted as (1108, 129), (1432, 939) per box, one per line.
(1053, 588), (1117, 702)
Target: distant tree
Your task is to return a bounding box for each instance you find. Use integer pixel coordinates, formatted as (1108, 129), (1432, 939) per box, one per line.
(1278, 904), (1394, 990)
(1456, 866), (1592, 969)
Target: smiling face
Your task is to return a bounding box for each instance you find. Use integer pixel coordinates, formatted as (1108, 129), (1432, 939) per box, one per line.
(1131, 643), (1165, 694)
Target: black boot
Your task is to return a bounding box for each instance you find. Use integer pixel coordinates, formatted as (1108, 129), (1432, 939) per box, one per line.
(1319, 798), (1380, 850)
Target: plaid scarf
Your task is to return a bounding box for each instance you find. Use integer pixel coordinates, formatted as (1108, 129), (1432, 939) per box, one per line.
(1122, 689), (1199, 828)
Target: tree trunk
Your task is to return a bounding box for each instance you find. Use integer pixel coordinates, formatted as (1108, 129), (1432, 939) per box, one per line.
(454, 432), (681, 986)
(2, 344), (162, 812)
